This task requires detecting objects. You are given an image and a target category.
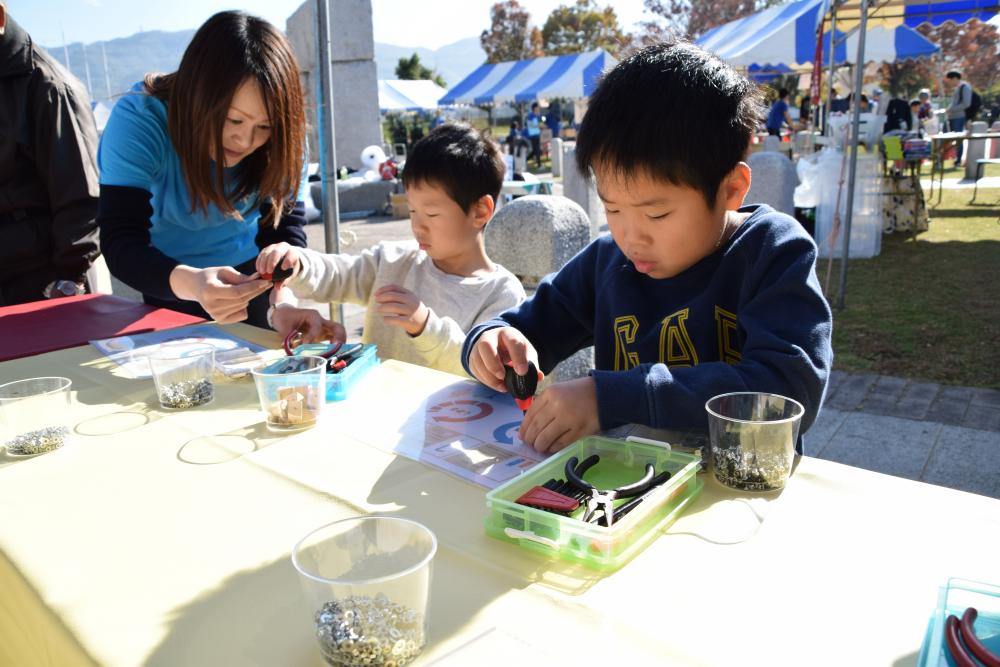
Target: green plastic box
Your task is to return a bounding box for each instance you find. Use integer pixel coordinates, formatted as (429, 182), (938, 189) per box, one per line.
(485, 436), (703, 572)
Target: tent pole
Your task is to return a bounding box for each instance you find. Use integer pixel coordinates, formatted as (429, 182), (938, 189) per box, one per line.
(316, 0), (344, 323)
(837, 0), (869, 310)
(825, 5), (837, 134)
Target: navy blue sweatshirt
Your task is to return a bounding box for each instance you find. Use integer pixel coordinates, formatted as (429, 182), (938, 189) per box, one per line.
(462, 204), (833, 437)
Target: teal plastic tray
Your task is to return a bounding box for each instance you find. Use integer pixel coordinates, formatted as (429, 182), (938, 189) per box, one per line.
(917, 578), (1000, 667)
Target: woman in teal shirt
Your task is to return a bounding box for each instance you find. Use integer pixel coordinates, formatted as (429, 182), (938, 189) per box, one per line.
(98, 11), (308, 327)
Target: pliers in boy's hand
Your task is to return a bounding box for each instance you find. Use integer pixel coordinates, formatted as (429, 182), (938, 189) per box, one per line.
(565, 454), (656, 528)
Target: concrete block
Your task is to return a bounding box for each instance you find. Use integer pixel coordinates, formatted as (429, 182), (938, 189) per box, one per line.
(816, 412), (940, 480)
(561, 142), (605, 237)
(962, 405), (1000, 432)
(921, 425), (1000, 499)
(762, 135), (784, 153)
(924, 398), (968, 426)
(939, 385), (973, 402)
(312, 180), (396, 215)
(540, 347), (595, 384)
(485, 195), (591, 288)
(970, 388), (1000, 409)
(803, 407), (847, 457)
(286, 0), (381, 178)
(964, 120), (989, 180)
(745, 151), (798, 215)
(825, 373), (876, 411)
(551, 138), (563, 178)
(871, 375), (908, 395)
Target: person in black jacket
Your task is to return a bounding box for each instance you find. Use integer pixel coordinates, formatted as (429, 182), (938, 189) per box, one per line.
(0, 3), (100, 305)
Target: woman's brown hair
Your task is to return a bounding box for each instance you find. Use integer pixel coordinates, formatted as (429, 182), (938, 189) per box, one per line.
(144, 11), (305, 227)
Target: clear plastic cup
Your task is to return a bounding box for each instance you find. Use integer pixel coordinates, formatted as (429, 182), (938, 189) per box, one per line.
(147, 343), (215, 410)
(706, 392), (804, 492)
(251, 355), (326, 432)
(0, 377), (73, 456)
(291, 517), (437, 667)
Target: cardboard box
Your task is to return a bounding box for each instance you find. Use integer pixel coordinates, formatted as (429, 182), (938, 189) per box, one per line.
(390, 193), (409, 219)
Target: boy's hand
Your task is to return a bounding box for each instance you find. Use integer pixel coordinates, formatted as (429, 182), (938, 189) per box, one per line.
(271, 305), (346, 344)
(519, 377), (600, 453)
(374, 284), (429, 336)
(255, 243), (302, 286)
(469, 326), (542, 393)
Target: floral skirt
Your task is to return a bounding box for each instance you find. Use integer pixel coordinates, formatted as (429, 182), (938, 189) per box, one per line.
(882, 174), (930, 234)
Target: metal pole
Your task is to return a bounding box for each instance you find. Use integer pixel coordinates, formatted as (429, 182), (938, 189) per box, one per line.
(81, 42), (93, 98)
(837, 0), (869, 310)
(61, 28), (71, 72)
(315, 0), (344, 323)
(825, 6), (837, 135)
(101, 42), (112, 101)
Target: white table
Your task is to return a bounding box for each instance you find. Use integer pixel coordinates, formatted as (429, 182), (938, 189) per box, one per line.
(1, 325), (998, 666)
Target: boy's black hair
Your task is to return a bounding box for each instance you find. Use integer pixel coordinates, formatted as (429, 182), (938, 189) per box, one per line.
(402, 122), (505, 213)
(575, 40), (763, 206)
(946, 70), (962, 79)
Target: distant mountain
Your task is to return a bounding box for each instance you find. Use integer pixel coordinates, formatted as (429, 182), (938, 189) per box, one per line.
(41, 30), (196, 106)
(41, 30), (484, 106)
(375, 37), (485, 88)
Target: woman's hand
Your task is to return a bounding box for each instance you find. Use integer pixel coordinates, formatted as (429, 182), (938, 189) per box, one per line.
(169, 265), (271, 323)
(271, 305), (346, 344)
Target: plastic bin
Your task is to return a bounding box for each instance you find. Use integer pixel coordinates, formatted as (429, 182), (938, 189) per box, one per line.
(323, 344), (379, 401)
(917, 578), (1000, 667)
(485, 436), (702, 572)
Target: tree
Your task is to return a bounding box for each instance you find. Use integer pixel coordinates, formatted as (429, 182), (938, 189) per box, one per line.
(541, 0), (630, 58)
(395, 53), (446, 88)
(480, 1), (544, 64)
(874, 20), (1000, 101)
(915, 20), (1000, 96)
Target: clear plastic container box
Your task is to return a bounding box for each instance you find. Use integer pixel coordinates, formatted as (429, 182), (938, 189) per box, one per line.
(918, 578), (1000, 667)
(485, 436), (702, 572)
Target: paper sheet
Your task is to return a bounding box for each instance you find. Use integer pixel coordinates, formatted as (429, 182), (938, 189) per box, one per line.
(343, 377), (547, 488)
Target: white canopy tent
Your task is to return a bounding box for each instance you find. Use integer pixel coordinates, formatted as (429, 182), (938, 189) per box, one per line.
(378, 79), (448, 112)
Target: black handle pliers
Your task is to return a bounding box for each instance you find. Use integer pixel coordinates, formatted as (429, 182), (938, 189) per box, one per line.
(565, 454), (656, 528)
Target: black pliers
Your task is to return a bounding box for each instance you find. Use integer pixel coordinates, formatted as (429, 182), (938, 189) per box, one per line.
(565, 455), (656, 528)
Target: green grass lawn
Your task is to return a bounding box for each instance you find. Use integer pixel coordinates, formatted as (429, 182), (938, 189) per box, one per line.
(825, 182), (1000, 388)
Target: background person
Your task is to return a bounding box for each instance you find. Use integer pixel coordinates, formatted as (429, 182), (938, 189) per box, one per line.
(944, 69), (972, 167)
(0, 1), (100, 305)
(525, 102), (543, 168)
(97, 11), (309, 326)
(765, 88), (794, 136)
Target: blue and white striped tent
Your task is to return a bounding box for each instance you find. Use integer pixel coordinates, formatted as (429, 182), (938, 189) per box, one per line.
(439, 49), (616, 106)
(696, 0), (940, 68)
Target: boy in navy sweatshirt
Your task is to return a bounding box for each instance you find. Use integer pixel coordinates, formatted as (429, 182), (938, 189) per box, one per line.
(461, 41), (833, 453)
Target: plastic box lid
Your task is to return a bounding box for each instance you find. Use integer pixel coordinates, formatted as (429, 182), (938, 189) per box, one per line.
(917, 577), (1000, 667)
(323, 344), (379, 401)
(485, 435), (702, 572)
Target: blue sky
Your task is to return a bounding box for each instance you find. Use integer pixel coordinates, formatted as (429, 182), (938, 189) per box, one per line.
(13, 0), (649, 50)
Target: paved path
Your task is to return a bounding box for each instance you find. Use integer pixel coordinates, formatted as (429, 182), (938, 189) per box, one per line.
(809, 371), (1000, 499)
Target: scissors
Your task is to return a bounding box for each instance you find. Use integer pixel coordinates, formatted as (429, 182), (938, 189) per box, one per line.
(565, 454), (656, 528)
